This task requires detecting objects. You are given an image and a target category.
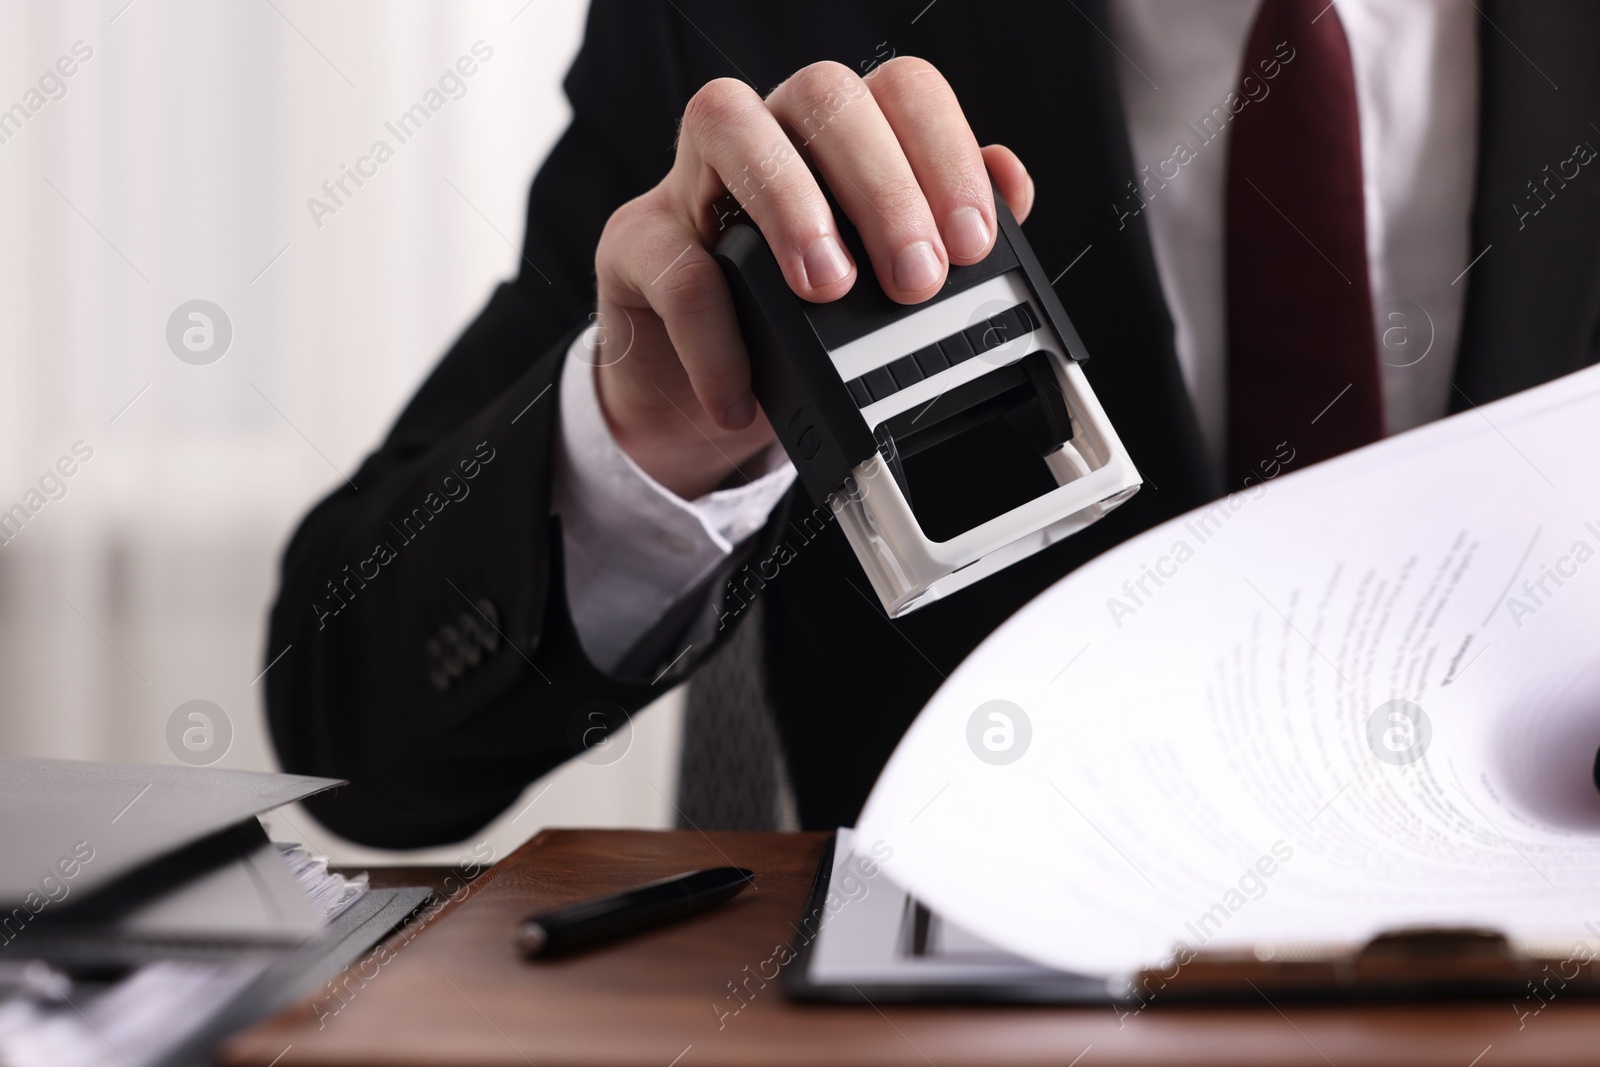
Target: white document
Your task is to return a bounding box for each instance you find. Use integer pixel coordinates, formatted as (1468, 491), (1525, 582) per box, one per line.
(856, 363), (1600, 980)
(806, 829), (1068, 987)
(112, 829), (323, 941)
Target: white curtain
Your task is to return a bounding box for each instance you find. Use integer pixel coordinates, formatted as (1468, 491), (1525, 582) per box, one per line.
(0, 0), (682, 863)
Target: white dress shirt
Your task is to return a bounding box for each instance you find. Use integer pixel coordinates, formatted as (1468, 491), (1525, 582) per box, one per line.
(554, 0), (1480, 671)
(552, 338), (795, 671)
(1111, 0), (1478, 463)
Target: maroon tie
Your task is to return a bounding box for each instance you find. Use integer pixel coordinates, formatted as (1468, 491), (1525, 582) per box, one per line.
(1225, 0), (1383, 485)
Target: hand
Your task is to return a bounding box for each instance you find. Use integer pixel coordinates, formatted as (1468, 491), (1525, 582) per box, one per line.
(590, 57), (1034, 500)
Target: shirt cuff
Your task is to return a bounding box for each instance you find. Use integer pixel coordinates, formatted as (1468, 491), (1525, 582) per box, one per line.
(551, 331), (797, 673)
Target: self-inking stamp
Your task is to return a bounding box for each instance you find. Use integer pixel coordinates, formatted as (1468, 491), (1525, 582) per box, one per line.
(713, 190), (1141, 617)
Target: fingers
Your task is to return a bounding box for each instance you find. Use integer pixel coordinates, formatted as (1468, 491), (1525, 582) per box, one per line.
(981, 143), (1034, 223)
(675, 78), (857, 302)
(600, 61), (1036, 434)
(767, 61), (947, 303)
(597, 191), (755, 429)
(675, 63), (1031, 311)
(865, 57), (996, 265)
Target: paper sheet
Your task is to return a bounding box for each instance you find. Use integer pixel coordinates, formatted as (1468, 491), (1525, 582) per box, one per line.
(856, 364), (1600, 978)
(0, 758), (342, 908)
(108, 826), (324, 942)
(806, 829), (1067, 987)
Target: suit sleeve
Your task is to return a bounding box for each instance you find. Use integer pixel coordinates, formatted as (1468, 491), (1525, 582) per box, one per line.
(263, 1), (709, 849)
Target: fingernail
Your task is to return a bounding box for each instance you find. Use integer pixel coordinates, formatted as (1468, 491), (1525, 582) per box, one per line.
(804, 235), (851, 288)
(724, 394), (756, 429)
(944, 206), (990, 261)
(893, 241), (943, 292)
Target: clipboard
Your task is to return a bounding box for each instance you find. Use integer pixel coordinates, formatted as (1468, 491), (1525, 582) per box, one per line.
(785, 833), (1113, 1004)
(786, 832), (1600, 1006)
(1140, 927), (1600, 1003)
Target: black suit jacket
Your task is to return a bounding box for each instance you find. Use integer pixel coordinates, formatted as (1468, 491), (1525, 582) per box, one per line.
(266, 0), (1600, 847)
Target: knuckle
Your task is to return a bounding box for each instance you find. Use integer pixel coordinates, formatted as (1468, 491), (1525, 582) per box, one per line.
(683, 77), (760, 143)
(596, 193), (661, 278)
(776, 60), (865, 114)
(602, 193), (655, 238)
(868, 178), (933, 227)
(870, 55), (953, 113)
(929, 148), (993, 200)
(654, 255), (725, 317)
(869, 55), (951, 103)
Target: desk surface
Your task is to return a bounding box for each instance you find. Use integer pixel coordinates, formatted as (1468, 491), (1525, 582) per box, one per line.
(224, 830), (1600, 1067)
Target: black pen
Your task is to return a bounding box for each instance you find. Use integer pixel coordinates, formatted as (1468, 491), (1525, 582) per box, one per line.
(515, 866), (754, 957)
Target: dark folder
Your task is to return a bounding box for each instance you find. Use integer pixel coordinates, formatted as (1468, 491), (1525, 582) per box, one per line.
(1, 756), (341, 909)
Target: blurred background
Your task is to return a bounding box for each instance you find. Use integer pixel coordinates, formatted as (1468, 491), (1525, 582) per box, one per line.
(0, 0), (685, 864)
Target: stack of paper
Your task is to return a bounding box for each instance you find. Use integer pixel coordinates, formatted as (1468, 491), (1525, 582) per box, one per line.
(0, 758), (417, 1067)
(857, 363), (1600, 983)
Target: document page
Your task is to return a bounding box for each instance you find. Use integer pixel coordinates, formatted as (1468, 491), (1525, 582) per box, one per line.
(806, 829), (1071, 987)
(857, 364), (1600, 979)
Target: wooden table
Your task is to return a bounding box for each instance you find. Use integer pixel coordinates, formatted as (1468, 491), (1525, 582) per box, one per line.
(222, 830), (1600, 1067)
